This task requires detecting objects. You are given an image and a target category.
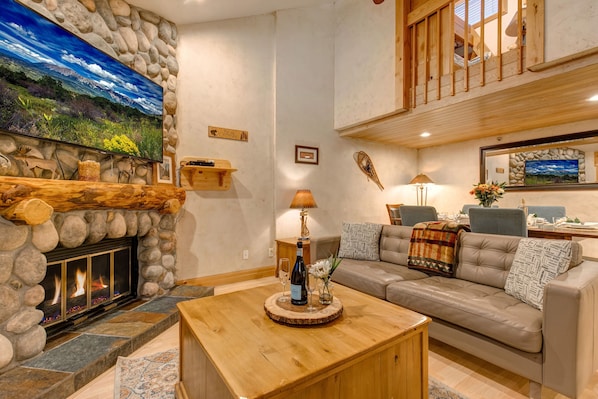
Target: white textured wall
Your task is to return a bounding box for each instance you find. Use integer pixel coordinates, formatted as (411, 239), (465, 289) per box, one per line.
(545, 0), (598, 62)
(275, 4), (416, 240)
(175, 4), (417, 279)
(176, 16), (276, 279)
(334, 0), (396, 129)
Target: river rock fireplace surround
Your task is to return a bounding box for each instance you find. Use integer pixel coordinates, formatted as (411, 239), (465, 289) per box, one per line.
(0, 176), (185, 374)
(0, 0), (185, 378)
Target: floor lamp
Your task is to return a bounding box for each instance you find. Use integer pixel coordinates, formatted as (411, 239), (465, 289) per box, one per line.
(409, 173), (434, 206)
(289, 190), (318, 240)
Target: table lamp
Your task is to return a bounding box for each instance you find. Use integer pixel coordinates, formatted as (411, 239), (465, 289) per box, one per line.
(289, 189), (317, 240)
(409, 173), (434, 206)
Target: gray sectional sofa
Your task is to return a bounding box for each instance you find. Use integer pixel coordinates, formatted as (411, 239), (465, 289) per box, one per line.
(329, 224), (598, 399)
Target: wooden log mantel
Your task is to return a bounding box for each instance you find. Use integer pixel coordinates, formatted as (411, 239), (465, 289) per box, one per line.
(0, 177), (186, 217)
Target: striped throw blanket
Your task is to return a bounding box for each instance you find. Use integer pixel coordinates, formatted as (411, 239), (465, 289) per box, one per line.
(408, 221), (470, 277)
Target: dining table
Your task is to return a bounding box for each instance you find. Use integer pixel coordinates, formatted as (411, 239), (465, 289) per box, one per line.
(441, 217), (598, 241)
(527, 225), (598, 240)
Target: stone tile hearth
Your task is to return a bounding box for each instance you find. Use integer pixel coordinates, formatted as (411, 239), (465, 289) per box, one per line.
(0, 285), (213, 399)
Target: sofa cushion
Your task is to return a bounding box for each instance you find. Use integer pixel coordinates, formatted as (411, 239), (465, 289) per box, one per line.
(338, 222), (382, 261)
(379, 224), (413, 265)
(456, 232), (521, 288)
(456, 232), (584, 290)
(407, 221), (468, 277)
(332, 258), (428, 299)
(505, 238), (572, 311)
(386, 277), (543, 353)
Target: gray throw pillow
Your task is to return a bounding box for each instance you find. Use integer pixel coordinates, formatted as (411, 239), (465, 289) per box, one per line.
(338, 222), (383, 261)
(505, 238), (572, 311)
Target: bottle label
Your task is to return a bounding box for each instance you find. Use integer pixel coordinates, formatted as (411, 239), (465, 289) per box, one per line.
(290, 284), (301, 301)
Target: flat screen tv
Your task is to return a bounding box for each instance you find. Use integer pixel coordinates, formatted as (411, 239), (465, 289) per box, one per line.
(524, 159), (579, 185)
(0, 0), (163, 162)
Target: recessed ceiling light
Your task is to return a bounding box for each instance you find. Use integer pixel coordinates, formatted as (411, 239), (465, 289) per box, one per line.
(588, 94), (598, 102)
(420, 132), (431, 138)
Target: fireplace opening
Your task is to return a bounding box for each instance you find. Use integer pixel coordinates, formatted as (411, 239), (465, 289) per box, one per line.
(38, 237), (139, 338)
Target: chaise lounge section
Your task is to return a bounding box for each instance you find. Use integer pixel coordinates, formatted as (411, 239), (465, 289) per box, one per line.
(330, 223), (598, 399)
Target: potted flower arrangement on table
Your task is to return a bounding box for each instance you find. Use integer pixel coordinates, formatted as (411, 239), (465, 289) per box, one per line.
(470, 181), (506, 207)
(309, 254), (342, 305)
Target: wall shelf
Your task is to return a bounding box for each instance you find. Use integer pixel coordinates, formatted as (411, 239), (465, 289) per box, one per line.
(179, 157), (237, 191)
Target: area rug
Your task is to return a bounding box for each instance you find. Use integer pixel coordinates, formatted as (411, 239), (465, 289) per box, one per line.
(115, 348), (179, 399)
(115, 349), (469, 399)
(429, 377), (470, 399)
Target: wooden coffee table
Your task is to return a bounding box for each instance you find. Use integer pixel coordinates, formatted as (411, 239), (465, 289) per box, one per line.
(176, 283), (430, 399)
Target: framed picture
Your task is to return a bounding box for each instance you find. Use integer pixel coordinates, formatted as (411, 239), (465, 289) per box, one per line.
(295, 145), (319, 165)
(154, 154), (175, 185)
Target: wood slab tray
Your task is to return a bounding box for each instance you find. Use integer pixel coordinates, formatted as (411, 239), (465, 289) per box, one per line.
(264, 292), (343, 326)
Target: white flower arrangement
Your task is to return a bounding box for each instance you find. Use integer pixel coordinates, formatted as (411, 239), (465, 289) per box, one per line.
(309, 254), (342, 282)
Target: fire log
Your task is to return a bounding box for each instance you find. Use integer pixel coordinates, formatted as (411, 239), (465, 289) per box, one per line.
(2, 198), (53, 225)
(0, 177), (186, 215)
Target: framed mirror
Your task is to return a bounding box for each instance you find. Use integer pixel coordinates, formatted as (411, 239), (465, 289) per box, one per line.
(480, 130), (598, 191)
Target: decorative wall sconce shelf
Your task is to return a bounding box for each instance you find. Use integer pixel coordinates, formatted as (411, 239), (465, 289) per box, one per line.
(179, 157), (237, 191)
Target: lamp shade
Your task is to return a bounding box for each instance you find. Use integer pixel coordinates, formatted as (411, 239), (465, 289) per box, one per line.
(409, 173), (435, 185)
(289, 190), (317, 209)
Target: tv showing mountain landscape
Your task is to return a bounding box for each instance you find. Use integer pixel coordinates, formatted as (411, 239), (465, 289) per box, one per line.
(0, 0), (163, 162)
(524, 159), (579, 185)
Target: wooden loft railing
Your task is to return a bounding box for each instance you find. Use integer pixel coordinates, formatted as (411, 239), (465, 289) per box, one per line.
(407, 0), (544, 108)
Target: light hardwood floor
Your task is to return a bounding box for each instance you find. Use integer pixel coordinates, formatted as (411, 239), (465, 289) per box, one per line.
(68, 277), (598, 399)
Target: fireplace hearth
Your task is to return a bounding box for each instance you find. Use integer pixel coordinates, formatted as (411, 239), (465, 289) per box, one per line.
(39, 238), (139, 338)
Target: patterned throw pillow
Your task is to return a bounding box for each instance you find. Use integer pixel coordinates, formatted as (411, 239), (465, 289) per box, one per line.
(505, 238), (572, 311)
(338, 222), (383, 261)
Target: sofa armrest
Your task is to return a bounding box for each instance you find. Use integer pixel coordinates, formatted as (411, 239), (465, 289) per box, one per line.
(543, 261), (598, 397)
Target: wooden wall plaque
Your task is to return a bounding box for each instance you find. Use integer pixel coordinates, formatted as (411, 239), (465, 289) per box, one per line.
(208, 126), (249, 142)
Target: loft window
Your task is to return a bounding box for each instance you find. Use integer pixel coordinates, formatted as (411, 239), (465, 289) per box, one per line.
(455, 0), (507, 28)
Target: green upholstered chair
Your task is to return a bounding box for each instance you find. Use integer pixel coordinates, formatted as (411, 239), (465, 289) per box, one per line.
(468, 207), (527, 237)
(398, 205), (438, 227)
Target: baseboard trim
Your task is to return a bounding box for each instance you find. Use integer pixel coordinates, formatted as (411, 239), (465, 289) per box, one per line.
(177, 266), (275, 287)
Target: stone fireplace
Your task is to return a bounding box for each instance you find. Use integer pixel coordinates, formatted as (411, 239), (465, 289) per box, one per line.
(0, 0), (185, 377)
(0, 178), (186, 374)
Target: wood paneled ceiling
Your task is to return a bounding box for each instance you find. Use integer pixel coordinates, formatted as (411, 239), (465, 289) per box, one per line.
(338, 59), (598, 149)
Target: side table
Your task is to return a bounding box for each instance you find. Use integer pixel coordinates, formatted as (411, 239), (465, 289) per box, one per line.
(275, 238), (310, 276)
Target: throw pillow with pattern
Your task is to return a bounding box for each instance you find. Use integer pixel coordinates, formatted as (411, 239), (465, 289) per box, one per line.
(338, 222), (383, 261)
(505, 238), (572, 311)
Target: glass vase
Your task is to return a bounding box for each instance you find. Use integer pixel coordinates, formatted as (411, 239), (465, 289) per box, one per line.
(481, 199), (494, 207)
(319, 279), (333, 305)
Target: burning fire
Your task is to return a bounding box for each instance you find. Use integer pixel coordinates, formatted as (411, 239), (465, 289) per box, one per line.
(51, 274), (61, 305)
(71, 268), (87, 297)
(92, 275), (108, 290)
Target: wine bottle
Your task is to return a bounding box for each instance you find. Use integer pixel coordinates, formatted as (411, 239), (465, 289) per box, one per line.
(290, 241), (307, 305)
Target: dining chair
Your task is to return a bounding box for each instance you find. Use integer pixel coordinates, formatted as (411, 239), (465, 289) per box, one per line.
(386, 203), (403, 225)
(468, 208), (527, 237)
(399, 205), (438, 226)
(461, 204), (481, 215)
(527, 206), (566, 222)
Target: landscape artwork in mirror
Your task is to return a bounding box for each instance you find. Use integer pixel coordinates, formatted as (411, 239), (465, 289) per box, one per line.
(524, 159), (579, 185)
(0, 0), (163, 162)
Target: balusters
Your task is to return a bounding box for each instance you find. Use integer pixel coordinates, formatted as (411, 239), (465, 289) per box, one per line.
(406, 0), (538, 106)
